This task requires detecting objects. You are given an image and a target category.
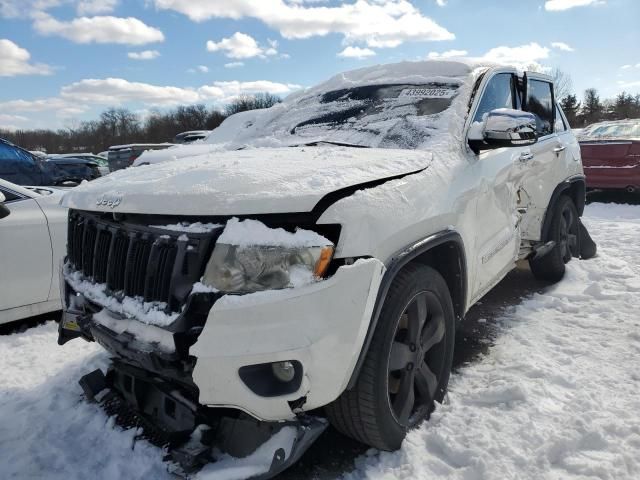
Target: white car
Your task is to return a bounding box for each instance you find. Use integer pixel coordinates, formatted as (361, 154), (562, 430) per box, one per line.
(58, 60), (593, 478)
(0, 179), (67, 325)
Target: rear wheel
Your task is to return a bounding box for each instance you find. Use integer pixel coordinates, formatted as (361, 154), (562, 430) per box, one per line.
(326, 264), (455, 451)
(530, 195), (579, 282)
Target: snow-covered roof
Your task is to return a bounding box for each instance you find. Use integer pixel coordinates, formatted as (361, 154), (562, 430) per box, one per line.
(290, 59), (479, 100)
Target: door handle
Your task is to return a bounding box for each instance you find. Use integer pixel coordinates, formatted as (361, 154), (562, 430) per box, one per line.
(553, 146), (566, 154)
(519, 152), (534, 162)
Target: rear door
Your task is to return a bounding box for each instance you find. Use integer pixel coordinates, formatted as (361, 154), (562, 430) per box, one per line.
(580, 123), (640, 189)
(0, 182), (53, 311)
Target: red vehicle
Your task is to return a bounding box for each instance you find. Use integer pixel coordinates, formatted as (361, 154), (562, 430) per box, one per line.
(579, 119), (640, 192)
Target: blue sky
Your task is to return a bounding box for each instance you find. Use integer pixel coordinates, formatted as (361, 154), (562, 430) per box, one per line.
(1, 0), (639, 130)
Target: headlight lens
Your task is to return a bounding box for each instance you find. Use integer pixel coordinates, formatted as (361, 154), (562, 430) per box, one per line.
(202, 243), (334, 293)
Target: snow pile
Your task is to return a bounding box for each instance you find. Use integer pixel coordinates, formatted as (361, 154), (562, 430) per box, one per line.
(65, 268), (179, 327)
(150, 222), (222, 233)
(346, 203), (640, 480)
(93, 310), (175, 353)
(217, 218), (332, 248)
(0, 323), (168, 480)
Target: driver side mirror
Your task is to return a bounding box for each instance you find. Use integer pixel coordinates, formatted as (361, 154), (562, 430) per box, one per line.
(0, 192), (10, 220)
(469, 108), (538, 152)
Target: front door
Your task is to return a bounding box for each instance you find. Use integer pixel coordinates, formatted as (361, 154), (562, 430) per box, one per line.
(0, 186), (52, 311)
(467, 71), (524, 300)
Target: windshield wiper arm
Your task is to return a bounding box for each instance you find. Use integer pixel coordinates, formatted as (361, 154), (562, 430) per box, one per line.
(292, 140), (370, 149)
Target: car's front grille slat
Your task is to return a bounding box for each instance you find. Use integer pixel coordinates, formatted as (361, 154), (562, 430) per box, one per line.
(66, 211), (219, 313)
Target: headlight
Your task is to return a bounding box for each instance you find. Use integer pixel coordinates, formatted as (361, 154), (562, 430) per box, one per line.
(201, 219), (335, 293)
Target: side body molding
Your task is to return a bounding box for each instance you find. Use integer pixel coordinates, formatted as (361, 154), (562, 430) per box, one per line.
(346, 230), (467, 390)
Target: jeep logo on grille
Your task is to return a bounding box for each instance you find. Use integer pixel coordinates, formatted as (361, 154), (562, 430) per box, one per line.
(96, 194), (122, 209)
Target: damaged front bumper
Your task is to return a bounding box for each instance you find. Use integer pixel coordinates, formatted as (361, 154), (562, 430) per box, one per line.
(59, 258), (385, 477)
(78, 363), (328, 479)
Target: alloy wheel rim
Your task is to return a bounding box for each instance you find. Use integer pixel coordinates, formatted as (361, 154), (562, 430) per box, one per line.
(387, 291), (446, 427)
(559, 205), (578, 263)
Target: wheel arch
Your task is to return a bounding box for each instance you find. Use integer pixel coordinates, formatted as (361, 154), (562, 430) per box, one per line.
(540, 175), (586, 241)
(346, 230), (467, 390)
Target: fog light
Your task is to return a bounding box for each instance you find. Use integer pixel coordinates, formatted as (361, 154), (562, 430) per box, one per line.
(272, 361), (296, 383)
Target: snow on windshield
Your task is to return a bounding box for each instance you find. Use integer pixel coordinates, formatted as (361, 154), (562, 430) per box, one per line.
(580, 121), (640, 140)
(205, 60), (477, 151)
(211, 84), (459, 150)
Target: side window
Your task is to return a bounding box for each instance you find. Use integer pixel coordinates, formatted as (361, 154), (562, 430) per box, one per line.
(0, 142), (42, 186)
(555, 104), (567, 132)
(473, 73), (515, 123)
(525, 79), (554, 137)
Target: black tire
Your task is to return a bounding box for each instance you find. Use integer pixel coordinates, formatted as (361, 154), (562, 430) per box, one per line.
(529, 195), (579, 282)
(326, 264), (455, 451)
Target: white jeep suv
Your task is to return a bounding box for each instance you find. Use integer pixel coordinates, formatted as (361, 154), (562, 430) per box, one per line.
(58, 60), (591, 478)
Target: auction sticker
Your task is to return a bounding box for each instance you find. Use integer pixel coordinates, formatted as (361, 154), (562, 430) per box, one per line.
(399, 88), (456, 98)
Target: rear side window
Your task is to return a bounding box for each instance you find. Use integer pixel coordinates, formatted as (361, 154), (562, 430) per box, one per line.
(473, 73), (515, 123)
(525, 79), (554, 137)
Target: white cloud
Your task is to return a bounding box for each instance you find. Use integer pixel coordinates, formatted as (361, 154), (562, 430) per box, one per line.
(616, 79), (640, 90)
(0, 113), (28, 123)
(206, 32), (277, 59)
(0, 77), (302, 116)
(199, 80), (302, 100)
(0, 97), (88, 117)
(550, 41), (574, 52)
(544, 0), (604, 11)
(33, 13), (165, 45)
(197, 65), (209, 72)
(427, 49), (468, 58)
(60, 78), (201, 105)
(0, 0), (63, 18)
(224, 61), (244, 68)
(621, 65), (632, 70)
(337, 46), (376, 59)
(77, 0), (118, 15)
(435, 0), (446, 5)
(0, 38), (53, 76)
(154, 0), (454, 48)
(0, 113), (29, 131)
(478, 42), (550, 69)
(127, 49), (160, 60)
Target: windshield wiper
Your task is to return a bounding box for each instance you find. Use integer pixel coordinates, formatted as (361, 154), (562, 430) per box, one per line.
(292, 140), (370, 149)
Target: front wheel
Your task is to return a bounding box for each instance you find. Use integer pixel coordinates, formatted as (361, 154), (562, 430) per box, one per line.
(326, 264), (455, 451)
(529, 195), (579, 282)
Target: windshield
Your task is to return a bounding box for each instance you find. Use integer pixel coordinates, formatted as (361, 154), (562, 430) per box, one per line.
(580, 121), (640, 140)
(208, 83), (460, 150)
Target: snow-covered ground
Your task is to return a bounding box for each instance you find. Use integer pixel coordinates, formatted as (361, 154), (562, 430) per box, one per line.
(1, 202), (639, 480)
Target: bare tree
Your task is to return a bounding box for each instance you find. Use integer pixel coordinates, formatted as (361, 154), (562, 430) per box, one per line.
(225, 93), (281, 116)
(552, 68), (573, 101)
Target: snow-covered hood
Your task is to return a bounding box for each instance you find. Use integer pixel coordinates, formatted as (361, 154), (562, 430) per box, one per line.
(61, 146), (432, 216)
